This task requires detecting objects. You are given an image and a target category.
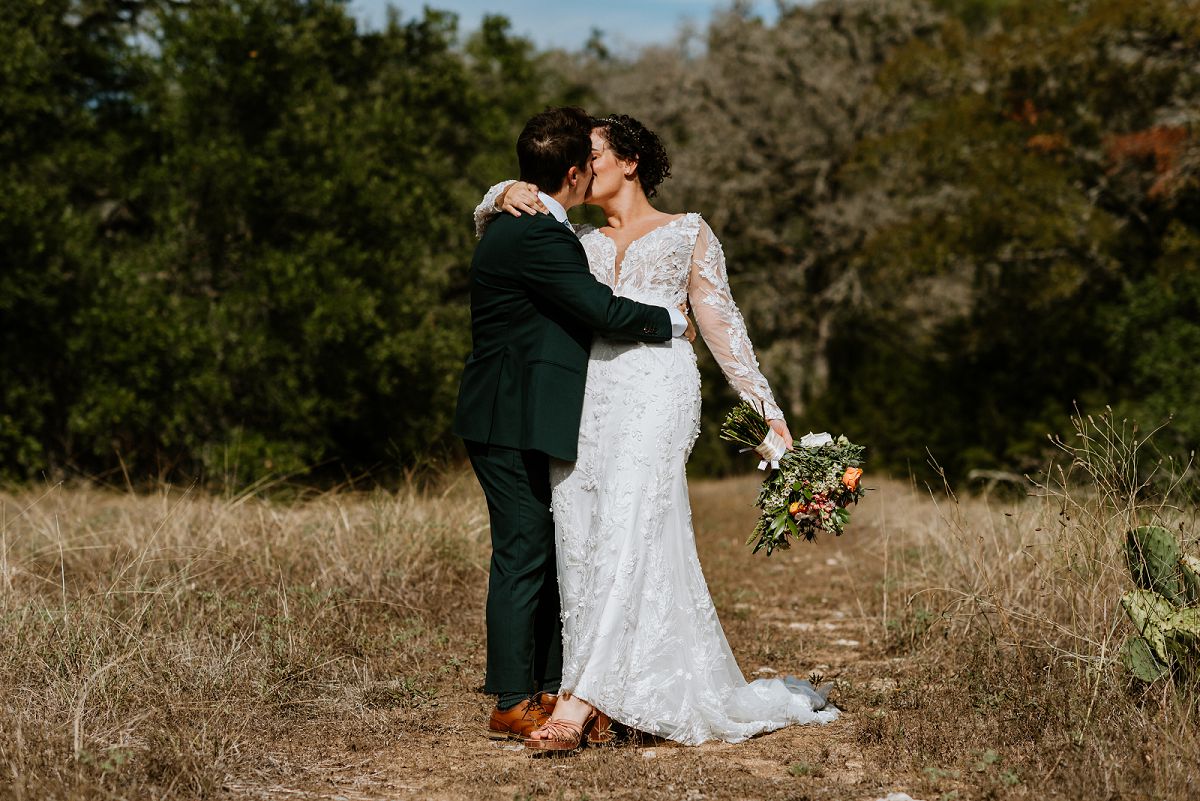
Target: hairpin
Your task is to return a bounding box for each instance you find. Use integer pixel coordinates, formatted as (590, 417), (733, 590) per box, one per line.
(600, 116), (641, 148)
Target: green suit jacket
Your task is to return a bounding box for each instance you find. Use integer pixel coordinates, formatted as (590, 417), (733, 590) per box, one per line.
(453, 212), (672, 461)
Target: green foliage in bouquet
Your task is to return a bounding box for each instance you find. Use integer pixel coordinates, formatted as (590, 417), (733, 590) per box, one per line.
(719, 403), (772, 451)
(720, 403), (867, 554)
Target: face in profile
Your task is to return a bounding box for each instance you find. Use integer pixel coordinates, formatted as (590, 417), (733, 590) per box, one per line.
(585, 128), (632, 204)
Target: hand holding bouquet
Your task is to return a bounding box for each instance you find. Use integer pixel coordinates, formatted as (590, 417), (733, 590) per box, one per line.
(720, 402), (867, 554)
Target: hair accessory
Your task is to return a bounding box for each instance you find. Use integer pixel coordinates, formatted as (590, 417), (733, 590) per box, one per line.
(600, 116), (641, 149)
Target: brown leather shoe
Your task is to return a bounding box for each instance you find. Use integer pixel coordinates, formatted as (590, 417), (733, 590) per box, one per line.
(535, 691), (557, 715)
(587, 711), (616, 745)
(487, 698), (551, 740)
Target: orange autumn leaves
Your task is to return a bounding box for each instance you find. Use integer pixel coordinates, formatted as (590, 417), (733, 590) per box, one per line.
(1013, 98), (1193, 201)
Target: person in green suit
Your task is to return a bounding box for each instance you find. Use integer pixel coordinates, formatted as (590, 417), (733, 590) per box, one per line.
(453, 107), (693, 738)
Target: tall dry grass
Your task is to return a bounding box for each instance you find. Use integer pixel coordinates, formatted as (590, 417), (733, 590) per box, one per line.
(3, 412), (1198, 800)
(869, 411), (1199, 799)
(0, 476), (491, 799)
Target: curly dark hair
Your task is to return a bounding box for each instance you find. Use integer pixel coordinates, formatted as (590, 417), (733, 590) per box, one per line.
(591, 114), (672, 198)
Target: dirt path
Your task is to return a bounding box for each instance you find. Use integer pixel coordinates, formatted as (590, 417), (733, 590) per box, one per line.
(224, 476), (921, 801)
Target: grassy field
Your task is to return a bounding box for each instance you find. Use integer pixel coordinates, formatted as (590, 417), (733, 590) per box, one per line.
(2, 430), (1197, 799)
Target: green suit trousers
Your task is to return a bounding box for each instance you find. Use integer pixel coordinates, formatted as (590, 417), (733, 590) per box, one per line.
(465, 440), (562, 699)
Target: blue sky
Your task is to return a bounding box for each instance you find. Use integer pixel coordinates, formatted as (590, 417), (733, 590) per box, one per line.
(348, 1), (783, 51)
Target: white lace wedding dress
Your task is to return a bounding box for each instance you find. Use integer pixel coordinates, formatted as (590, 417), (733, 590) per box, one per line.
(475, 185), (838, 744)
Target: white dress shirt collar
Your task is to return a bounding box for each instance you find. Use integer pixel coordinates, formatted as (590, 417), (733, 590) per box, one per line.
(537, 192), (570, 226)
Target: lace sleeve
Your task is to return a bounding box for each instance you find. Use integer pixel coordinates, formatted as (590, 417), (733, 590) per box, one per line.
(688, 219), (784, 421)
(473, 180), (515, 239)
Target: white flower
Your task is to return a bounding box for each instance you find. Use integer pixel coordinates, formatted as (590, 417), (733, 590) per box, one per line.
(799, 432), (833, 448)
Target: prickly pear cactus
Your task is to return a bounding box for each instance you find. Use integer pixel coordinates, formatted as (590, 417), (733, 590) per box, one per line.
(1166, 607), (1200, 654)
(1121, 588), (1176, 664)
(1125, 526), (1185, 604)
(1120, 635), (1168, 682)
(1181, 554), (1200, 605)
(1120, 527), (1200, 685)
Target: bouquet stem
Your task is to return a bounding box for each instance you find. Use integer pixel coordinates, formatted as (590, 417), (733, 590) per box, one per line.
(719, 402), (771, 450)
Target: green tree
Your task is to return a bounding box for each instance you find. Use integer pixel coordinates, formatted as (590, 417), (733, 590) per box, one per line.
(578, 0), (1199, 479)
(1, 1), (571, 485)
(0, 0), (158, 477)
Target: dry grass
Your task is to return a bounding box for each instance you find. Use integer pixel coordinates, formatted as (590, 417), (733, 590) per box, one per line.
(870, 411), (1200, 800)
(2, 417), (1198, 800)
(0, 475), (492, 800)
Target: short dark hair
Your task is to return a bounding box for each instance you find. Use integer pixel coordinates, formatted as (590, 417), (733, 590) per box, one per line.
(517, 107), (592, 194)
(591, 114), (672, 198)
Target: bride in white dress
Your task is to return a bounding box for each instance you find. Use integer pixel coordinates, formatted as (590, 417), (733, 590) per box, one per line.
(473, 114), (837, 747)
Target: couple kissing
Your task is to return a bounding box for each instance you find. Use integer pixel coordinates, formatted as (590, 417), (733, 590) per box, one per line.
(454, 106), (836, 753)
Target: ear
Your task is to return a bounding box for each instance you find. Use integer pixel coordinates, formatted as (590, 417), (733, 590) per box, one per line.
(565, 165), (580, 187)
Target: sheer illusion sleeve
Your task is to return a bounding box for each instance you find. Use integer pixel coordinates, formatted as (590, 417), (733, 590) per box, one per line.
(473, 180), (514, 238)
(688, 219), (785, 421)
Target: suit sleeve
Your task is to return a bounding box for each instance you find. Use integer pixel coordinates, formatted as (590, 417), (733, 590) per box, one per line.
(520, 221), (672, 342)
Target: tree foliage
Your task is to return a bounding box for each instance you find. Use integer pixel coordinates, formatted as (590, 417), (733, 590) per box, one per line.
(1, 0), (570, 484)
(1, 0), (1197, 486)
(583, 0), (1200, 478)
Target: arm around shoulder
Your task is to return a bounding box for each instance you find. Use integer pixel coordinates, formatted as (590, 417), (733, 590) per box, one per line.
(473, 180), (515, 238)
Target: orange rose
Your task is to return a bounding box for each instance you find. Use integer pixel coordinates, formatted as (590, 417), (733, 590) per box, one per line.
(842, 466), (863, 491)
(788, 501), (804, 515)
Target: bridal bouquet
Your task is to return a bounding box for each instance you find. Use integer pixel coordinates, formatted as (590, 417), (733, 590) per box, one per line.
(720, 403), (867, 554)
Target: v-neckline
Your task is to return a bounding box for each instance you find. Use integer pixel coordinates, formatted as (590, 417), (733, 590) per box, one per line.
(599, 214), (688, 285)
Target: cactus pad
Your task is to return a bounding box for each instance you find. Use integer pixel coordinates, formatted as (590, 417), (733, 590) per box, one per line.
(1121, 635), (1169, 682)
(1180, 554), (1200, 605)
(1120, 589), (1175, 664)
(1166, 607), (1200, 649)
(1125, 526), (1185, 604)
